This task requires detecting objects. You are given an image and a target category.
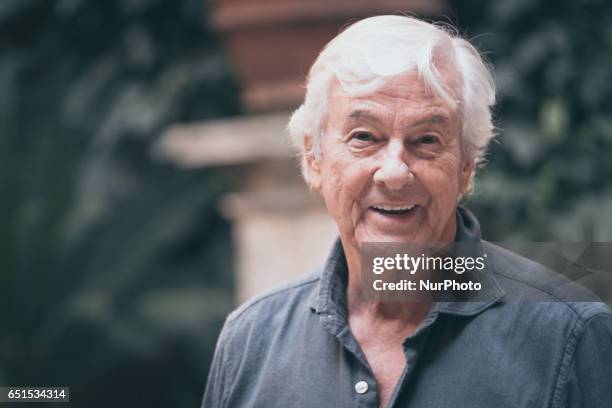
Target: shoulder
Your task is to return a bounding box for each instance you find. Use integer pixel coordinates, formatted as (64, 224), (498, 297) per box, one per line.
(482, 241), (611, 321)
(224, 270), (321, 332)
(213, 270), (322, 377)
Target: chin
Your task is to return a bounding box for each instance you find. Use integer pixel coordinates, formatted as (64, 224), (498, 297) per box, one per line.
(355, 229), (427, 244)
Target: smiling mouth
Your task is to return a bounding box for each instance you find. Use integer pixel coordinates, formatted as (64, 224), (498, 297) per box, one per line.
(370, 204), (417, 216)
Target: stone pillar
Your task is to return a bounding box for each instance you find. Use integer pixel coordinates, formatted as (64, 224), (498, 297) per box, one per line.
(160, 112), (338, 303)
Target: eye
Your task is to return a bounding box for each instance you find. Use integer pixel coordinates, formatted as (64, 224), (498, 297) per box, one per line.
(351, 131), (375, 142)
(416, 135), (438, 145)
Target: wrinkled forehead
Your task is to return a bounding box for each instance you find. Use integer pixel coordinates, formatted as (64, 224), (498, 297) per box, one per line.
(328, 66), (462, 115)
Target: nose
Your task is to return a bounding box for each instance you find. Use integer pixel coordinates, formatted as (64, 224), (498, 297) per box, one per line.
(373, 140), (414, 190)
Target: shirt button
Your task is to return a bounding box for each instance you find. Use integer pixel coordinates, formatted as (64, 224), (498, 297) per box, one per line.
(355, 380), (369, 394)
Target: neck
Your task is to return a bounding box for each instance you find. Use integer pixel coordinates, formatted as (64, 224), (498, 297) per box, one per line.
(342, 241), (432, 325)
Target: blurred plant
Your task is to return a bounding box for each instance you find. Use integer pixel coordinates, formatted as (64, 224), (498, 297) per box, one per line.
(451, 0), (612, 244)
(0, 0), (240, 406)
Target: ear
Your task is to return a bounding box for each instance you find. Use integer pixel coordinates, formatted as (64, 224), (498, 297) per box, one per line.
(303, 135), (322, 191)
(459, 158), (475, 195)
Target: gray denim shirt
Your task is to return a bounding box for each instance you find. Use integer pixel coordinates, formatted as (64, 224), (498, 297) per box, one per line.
(202, 207), (612, 408)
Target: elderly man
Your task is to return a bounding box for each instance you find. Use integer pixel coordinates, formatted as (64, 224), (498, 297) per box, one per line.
(202, 16), (612, 408)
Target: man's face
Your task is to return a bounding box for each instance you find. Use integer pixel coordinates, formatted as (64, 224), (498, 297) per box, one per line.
(306, 70), (473, 247)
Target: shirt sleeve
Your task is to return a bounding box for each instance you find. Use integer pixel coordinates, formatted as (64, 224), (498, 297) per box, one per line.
(201, 321), (233, 408)
(557, 312), (612, 408)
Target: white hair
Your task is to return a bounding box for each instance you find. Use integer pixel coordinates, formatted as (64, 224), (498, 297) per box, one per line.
(287, 15), (496, 190)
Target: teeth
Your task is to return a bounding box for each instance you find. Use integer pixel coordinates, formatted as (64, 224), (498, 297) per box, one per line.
(372, 204), (415, 211)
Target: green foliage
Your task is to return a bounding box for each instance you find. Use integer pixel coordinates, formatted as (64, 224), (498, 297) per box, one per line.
(0, 0), (240, 406)
(450, 0), (612, 243)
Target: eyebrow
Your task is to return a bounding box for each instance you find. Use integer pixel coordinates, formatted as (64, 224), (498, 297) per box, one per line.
(347, 110), (380, 121)
(347, 110), (449, 126)
(412, 114), (449, 127)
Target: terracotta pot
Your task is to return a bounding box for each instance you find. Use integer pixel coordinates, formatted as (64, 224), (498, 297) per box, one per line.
(210, 0), (447, 112)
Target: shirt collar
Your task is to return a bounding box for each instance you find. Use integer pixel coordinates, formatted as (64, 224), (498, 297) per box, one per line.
(309, 238), (349, 318)
(309, 206), (505, 317)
